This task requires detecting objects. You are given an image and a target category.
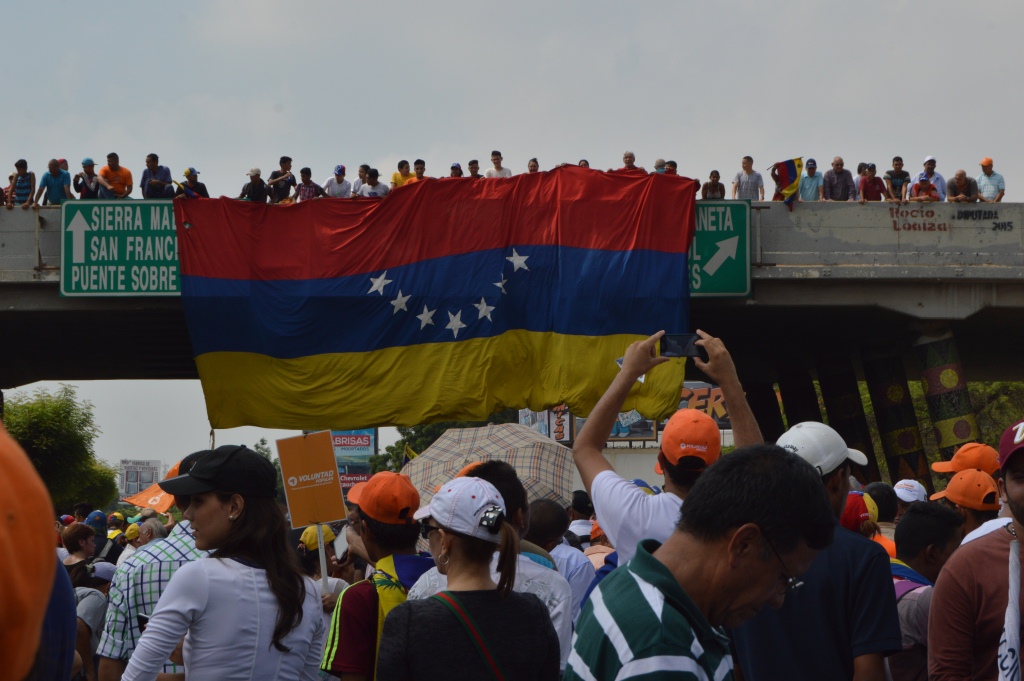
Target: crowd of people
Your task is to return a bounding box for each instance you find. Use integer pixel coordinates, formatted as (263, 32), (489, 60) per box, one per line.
(7, 327), (1024, 680)
(6, 151), (1004, 208)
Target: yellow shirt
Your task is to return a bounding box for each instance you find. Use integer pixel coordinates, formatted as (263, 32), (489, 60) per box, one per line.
(391, 171), (413, 187)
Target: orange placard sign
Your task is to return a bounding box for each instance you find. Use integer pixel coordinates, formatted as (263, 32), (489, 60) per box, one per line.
(121, 460), (181, 513)
(277, 431), (346, 529)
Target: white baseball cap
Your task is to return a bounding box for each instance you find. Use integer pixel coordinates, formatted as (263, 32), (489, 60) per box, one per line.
(777, 422), (868, 476)
(894, 479), (928, 503)
(414, 477), (507, 544)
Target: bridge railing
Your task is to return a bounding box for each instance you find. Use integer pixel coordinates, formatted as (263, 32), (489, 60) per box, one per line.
(2, 202), (1022, 284)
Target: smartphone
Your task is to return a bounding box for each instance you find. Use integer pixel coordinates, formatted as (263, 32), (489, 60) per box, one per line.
(661, 333), (709, 362)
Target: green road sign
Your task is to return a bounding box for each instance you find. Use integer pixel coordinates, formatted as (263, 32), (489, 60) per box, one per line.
(60, 200), (180, 297)
(689, 200), (750, 297)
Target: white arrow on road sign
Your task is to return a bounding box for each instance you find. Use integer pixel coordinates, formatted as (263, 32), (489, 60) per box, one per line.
(67, 210), (92, 263)
(702, 235), (739, 276)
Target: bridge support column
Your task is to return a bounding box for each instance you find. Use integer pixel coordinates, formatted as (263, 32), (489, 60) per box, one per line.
(818, 356), (882, 484)
(744, 381), (786, 444)
(913, 329), (980, 464)
(777, 368), (823, 426)
(862, 352), (933, 492)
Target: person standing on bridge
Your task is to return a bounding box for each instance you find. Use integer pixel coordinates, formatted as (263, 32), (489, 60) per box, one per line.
(977, 157), (1005, 202)
(97, 153), (133, 200)
(916, 156), (946, 201)
(946, 170), (980, 203)
(35, 158), (74, 206)
(6, 159), (35, 209)
(732, 155), (764, 200)
(823, 157), (857, 201)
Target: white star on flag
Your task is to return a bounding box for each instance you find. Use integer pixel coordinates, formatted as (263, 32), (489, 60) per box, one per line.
(506, 248), (529, 272)
(494, 277), (507, 294)
(446, 310), (467, 338)
(368, 270), (393, 295)
(391, 290), (411, 315)
(474, 297), (495, 321)
(416, 305), (436, 329)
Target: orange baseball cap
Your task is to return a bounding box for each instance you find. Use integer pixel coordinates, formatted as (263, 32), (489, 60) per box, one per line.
(930, 469), (1000, 511)
(0, 421), (58, 681)
(980, 157), (994, 166)
(590, 519), (605, 541)
(348, 471), (420, 525)
(655, 409), (721, 474)
(345, 481), (366, 505)
(932, 442), (999, 476)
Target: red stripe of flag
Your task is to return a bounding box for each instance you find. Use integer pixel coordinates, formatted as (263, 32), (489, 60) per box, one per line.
(174, 166), (698, 281)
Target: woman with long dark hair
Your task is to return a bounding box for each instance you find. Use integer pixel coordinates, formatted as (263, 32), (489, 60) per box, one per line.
(121, 445), (324, 681)
(376, 476), (560, 680)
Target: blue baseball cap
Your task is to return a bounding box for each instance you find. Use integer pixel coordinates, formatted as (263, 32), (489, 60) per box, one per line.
(85, 511), (107, 530)
(183, 167), (199, 177)
(334, 165), (346, 175)
(451, 162), (462, 169)
(806, 158), (817, 168)
(82, 157), (95, 166)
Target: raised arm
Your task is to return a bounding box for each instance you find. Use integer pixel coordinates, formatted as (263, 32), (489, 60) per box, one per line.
(692, 329), (762, 447)
(572, 331), (669, 494)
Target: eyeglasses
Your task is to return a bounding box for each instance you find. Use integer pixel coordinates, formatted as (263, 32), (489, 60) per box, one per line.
(420, 523), (441, 540)
(764, 536), (804, 592)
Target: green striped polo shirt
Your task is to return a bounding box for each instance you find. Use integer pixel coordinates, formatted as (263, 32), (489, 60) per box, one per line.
(564, 539), (734, 681)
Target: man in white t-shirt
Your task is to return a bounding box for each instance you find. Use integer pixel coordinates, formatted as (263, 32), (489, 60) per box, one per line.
(323, 165), (352, 198)
(484, 150), (512, 178)
(356, 169), (391, 197)
(572, 329), (763, 564)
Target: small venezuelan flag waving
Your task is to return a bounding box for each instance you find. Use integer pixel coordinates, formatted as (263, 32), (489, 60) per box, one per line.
(772, 157), (803, 210)
(175, 166), (697, 430)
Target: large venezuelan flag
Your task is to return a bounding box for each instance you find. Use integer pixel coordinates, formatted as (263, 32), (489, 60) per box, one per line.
(175, 166), (697, 430)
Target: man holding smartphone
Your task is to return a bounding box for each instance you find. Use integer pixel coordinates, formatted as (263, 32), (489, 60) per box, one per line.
(572, 329), (763, 564)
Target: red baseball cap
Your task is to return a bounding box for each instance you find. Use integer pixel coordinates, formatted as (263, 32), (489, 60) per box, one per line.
(932, 442), (999, 476)
(930, 469), (1000, 511)
(348, 471), (419, 525)
(655, 409), (721, 474)
(999, 419), (1024, 470)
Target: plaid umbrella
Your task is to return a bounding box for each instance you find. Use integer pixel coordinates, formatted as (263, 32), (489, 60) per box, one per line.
(401, 423), (574, 507)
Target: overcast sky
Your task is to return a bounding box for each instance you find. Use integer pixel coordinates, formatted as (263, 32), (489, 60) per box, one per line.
(9, 3), (1023, 469)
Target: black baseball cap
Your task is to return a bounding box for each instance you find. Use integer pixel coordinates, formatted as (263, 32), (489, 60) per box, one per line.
(571, 490), (594, 516)
(159, 445), (276, 498)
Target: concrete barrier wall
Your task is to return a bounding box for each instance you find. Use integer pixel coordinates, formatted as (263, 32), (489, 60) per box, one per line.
(3, 202), (1022, 283)
(751, 201), (1024, 278)
(0, 206), (61, 282)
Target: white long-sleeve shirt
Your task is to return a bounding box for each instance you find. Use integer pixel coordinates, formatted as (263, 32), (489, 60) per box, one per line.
(122, 557), (325, 681)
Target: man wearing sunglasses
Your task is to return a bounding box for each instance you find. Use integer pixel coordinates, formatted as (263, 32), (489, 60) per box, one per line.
(732, 422), (903, 681)
(565, 444), (834, 681)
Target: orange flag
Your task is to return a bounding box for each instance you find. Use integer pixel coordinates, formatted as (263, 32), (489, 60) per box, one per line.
(121, 460), (181, 513)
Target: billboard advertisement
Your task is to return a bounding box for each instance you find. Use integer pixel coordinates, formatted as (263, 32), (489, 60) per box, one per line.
(119, 459), (163, 496)
(331, 428), (376, 487)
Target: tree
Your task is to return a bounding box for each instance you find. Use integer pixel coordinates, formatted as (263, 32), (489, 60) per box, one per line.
(3, 385), (118, 511)
(253, 437), (287, 506)
(370, 409), (518, 473)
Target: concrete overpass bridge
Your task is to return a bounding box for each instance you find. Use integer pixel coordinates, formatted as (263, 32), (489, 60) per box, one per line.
(3, 201), (1023, 487)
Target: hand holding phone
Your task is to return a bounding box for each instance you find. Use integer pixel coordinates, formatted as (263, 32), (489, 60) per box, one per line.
(660, 333), (710, 363)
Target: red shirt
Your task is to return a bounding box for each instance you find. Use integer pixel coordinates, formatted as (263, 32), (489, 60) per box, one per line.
(859, 176), (888, 201)
(323, 580), (379, 677)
